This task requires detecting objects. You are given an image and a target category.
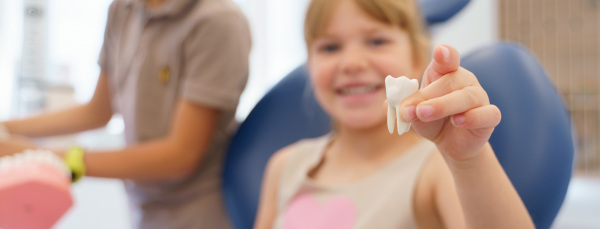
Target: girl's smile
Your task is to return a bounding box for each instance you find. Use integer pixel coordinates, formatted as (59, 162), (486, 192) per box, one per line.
(335, 82), (384, 107)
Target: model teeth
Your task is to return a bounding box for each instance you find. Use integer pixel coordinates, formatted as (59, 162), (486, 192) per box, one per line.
(0, 150), (70, 177)
(385, 75), (419, 135)
(340, 85), (377, 95)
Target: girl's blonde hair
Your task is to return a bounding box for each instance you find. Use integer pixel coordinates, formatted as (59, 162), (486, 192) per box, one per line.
(304, 0), (431, 68)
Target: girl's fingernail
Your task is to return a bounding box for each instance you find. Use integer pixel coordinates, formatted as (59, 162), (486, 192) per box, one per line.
(404, 106), (416, 122)
(452, 114), (465, 126)
(440, 46), (450, 61)
(417, 105), (433, 119)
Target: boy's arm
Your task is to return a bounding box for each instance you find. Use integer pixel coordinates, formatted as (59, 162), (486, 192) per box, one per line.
(254, 148), (291, 229)
(75, 99), (220, 180)
(2, 72), (113, 137)
(1, 75), (226, 181)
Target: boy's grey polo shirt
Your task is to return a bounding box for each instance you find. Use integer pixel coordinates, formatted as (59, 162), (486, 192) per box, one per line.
(98, 0), (250, 228)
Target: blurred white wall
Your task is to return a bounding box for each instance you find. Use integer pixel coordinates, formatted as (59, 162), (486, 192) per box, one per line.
(46, 0), (110, 101)
(0, 0), (20, 120)
(430, 0), (498, 54)
(235, 0), (311, 120)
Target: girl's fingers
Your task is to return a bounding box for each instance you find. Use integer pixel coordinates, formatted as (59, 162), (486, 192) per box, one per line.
(451, 105), (501, 140)
(451, 104), (501, 129)
(421, 44), (461, 88)
(414, 85), (488, 122)
(418, 69), (478, 102)
(399, 69), (478, 123)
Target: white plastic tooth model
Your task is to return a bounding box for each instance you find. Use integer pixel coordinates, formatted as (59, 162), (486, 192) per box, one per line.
(385, 75), (419, 135)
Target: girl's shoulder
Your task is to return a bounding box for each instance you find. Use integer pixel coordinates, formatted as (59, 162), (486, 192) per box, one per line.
(261, 135), (331, 203)
(267, 135), (330, 174)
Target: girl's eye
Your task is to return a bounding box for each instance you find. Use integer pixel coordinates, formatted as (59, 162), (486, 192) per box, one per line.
(369, 38), (387, 46)
(320, 44), (340, 53)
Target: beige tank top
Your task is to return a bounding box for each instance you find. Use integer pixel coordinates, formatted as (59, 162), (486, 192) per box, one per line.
(273, 135), (436, 229)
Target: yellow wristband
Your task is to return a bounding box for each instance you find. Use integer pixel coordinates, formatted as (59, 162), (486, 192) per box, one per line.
(65, 147), (86, 183)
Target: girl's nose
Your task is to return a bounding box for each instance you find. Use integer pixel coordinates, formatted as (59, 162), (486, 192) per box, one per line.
(339, 44), (368, 76)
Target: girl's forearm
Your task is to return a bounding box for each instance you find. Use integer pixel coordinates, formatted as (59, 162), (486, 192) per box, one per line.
(444, 143), (534, 229)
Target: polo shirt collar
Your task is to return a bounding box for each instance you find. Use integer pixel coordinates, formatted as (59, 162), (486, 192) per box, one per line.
(126, 0), (198, 18)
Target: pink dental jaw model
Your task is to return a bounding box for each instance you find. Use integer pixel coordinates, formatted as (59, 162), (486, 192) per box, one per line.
(0, 150), (73, 229)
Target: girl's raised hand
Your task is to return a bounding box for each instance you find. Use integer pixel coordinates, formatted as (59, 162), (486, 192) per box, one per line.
(400, 45), (501, 161)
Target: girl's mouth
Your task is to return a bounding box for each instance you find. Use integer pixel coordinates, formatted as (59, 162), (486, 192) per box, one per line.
(337, 85), (382, 95)
(336, 84), (383, 105)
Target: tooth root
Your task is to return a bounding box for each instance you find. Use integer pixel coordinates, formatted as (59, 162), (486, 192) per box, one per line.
(387, 105), (396, 134)
(396, 105), (410, 135)
(389, 104), (411, 135)
(398, 122), (409, 135)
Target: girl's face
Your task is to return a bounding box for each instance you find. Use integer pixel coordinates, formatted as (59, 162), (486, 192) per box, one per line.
(308, 0), (420, 131)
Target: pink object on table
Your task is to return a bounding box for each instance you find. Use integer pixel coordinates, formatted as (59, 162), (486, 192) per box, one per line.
(0, 161), (73, 229)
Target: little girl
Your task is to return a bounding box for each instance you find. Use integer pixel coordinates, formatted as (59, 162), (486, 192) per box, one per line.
(254, 0), (534, 228)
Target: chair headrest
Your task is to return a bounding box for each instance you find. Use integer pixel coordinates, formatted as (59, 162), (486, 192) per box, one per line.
(420, 0), (471, 25)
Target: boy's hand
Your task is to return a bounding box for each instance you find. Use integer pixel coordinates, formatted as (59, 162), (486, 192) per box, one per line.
(0, 136), (37, 157)
(400, 44), (501, 161)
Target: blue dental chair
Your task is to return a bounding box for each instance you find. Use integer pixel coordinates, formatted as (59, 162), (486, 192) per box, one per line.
(222, 1), (574, 229)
